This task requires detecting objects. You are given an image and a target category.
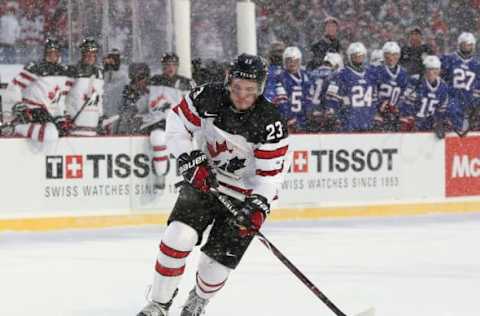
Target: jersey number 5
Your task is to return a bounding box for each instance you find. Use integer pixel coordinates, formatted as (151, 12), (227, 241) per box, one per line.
(266, 121), (284, 141)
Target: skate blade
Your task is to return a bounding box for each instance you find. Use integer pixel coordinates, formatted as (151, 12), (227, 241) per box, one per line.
(354, 307), (375, 316)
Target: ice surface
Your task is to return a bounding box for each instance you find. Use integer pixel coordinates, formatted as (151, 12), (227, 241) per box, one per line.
(1, 213), (480, 316)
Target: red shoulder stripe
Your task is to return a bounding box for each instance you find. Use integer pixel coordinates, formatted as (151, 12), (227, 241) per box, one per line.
(178, 99), (201, 127)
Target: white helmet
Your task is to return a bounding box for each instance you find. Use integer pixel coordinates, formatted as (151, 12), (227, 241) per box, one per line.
(382, 41), (401, 55)
(423, 55), (441, 69)
(370, 49), (384, 66)
(346, 42), (367, 65)
(323, 52), (343, 69)
(283, 46), (302, 65)
(457, 32), (476, 47)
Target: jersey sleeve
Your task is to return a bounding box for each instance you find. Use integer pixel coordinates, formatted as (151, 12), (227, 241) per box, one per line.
(165, 86), (204, 157)
(12, 62), (38, 92)
(250, 114), (289, 204)
(325, 74), (346, 112)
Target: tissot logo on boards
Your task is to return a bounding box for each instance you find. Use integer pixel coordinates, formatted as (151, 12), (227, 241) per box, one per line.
(292, 151), (309, 173)
(45, 153), (174, 180)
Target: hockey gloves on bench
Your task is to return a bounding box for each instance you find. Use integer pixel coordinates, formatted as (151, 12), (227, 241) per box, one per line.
(232, 194), (270, 237)
(178, 150), (217, 193)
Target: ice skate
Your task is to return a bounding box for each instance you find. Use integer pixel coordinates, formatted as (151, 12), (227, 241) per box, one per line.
(180, 288), (209, 316)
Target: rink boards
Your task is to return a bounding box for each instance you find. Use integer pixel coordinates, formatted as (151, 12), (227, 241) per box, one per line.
(1, 133), (480, 231)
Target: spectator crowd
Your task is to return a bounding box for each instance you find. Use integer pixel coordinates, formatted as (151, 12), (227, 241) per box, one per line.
(1, 0), (480, 139)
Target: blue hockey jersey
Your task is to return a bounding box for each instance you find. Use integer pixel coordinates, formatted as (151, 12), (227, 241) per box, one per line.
(325, 66), (378, 131)
(371, 64), (410, 107)
(399, 77), (449, 131)
(264, 63), (284, 101)
(270, 69), (313, 131)
(440, 52), (480, 128)
(308, 65), (334, 110)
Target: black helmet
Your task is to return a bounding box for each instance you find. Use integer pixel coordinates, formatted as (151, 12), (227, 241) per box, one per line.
(128, 62), (150, 81)
(161, 52), (179, 65)
(227, 53), (268, 93)
(80, 37), (99, 53)
(44, 38), (61, 51)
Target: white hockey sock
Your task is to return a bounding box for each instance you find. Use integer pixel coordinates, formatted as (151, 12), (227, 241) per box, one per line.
(195, 253), (231, 300)
(150, 129), (168, 176)
(15, 123), (59, 142)
(151, 221), (198, 304)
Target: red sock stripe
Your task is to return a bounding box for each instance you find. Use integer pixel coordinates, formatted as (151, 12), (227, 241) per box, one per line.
(154, 156), (169, 161)
(38, 124), (46, 142)
(196, 273), (226, 294)
(196, 273), (227, 288)
(155, 261), (185, 277)
(159, 242), (190, 258)
(27, 124), (35, 138)
(153, 146), (167, 151)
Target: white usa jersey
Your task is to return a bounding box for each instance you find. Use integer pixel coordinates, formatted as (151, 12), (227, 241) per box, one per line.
(166, 83), (289, 203)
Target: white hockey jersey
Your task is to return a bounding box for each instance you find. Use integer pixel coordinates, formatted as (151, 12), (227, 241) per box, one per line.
(166, 83), (289, 204)
(142, 74), (195, 129)
(66, 64), (104, 136)
(12, 61), (73, 117)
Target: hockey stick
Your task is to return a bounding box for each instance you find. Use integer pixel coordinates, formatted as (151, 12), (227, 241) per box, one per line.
(209, 187), (375, 316)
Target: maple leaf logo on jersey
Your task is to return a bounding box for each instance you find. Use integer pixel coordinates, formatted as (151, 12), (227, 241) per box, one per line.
(207, 140), (233, 158)
(216, 156), (246, 174)
(148, 95), (171, 112)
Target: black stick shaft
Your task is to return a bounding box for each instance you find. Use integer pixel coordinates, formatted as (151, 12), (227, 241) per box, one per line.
(209, 188), (349, 316)
(255, 231), (347, 316)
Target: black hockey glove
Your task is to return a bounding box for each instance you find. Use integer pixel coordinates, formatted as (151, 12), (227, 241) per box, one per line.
(433, 120), (449, 140)
(177, 150), (217, 193)
(231, 194), (270, 237)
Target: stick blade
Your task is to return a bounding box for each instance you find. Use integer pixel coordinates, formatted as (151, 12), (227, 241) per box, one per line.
(354, 307), (375, 316)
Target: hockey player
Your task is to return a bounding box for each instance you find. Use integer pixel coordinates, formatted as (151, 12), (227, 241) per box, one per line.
(308, 52), (343, 132)
(115, 63), (151, 135)
(269, 46), (314, 132)
(136, 54), (289, 316)
(372, 41), (410, 131)
(440, 32), (480, 133)
(399, 55), (450, 138)
(369, 49), (384, 66)
(145, 52), (196, 189)
(309, 16), (341, 70)
(10, 38), (74, 142)
(65, 37), (104, 136)
(264, 41), (286, 102)
(325, 42), (379, 132)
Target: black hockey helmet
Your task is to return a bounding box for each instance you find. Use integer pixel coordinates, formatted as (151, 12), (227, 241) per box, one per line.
(227, 53), (269, 94)
(44, 38), (61, 51)
(161, 52), (179, 65)
(128, 62), (150, 81)
(80, 37), (99, 53)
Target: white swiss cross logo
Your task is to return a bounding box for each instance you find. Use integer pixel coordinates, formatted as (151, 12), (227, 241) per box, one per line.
(293, 151), (308, 173)
(66, 155), (83, 179)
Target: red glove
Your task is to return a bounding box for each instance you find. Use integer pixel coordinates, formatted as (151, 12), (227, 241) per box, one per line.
(177, 150), (217, 192)
(232, 194), (269, 237)
(400, 117), (415, 132)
